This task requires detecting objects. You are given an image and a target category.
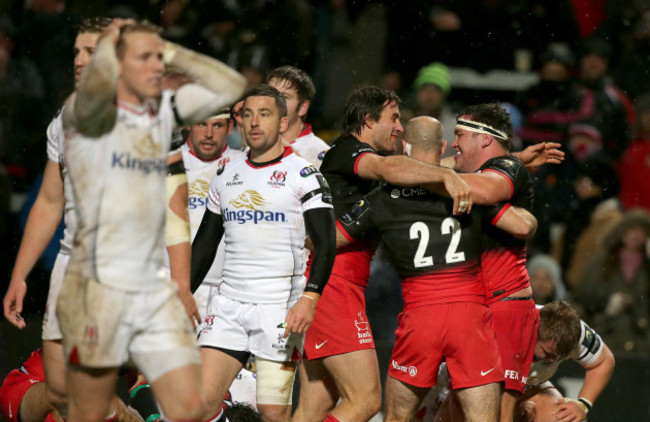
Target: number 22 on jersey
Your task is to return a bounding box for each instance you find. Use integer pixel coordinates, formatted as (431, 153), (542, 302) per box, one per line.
(409, 217), (466, 268)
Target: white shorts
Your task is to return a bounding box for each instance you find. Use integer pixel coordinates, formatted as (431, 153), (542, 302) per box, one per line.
(198, 294), (303, 362)
(42, 252), (69, 341)
(57, 273), (200, 382)
(194, 282), (220, 321)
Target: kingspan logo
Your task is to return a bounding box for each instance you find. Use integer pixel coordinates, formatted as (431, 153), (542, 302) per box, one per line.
(224, 190), (286, 225)
(189, 180), (210, 209)
(111, 152), (166, 175)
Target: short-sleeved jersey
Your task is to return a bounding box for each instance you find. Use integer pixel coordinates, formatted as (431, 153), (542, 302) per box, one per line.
(207, 148), (332, 304)
(318, 134), (379, 287)
(338, 185), (486, 306)
(182, 142), (245, 285)
(291, 124), (330, 169)
(64, 91), (176, 290)
(46, 111), (77, 254)
(527, 319), (603, 386)
(479, 155), (534, 303)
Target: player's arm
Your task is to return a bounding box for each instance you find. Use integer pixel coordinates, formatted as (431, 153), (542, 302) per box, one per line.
(285, 208), (336, 337)
(569, 342), (615, 417)
(165, 153), (200, 326)
(190, 209), (224, 294)
(165, 43), (246, 126)
(63, 20), (126, 137)
(489, 203), (538, 240)
(457, 171), (513, 205)
(4, 159), (64, 328)
(356, 154), (472, 215)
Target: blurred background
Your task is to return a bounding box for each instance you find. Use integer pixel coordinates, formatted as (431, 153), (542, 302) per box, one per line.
(1, 0), (650, 420)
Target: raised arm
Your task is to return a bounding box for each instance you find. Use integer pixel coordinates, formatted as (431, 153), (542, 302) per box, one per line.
(63, 20), (125, 137)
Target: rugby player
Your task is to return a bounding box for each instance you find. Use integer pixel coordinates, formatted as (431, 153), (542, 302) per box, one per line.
(57, 19), (246, 422)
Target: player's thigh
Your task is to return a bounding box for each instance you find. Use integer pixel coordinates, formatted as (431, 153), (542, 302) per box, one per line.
(293, 358), (338, 421)
(151, 363), (205, 419)
(201, 347), (245, 405)
(384, 375), (429, 421)
(255, 358), (297, 406)
(322, 349), (381, 400)
(65, 366), (119, 418)
(19, 383), (53, 422)
(42, 340), (66, 397)
(455, 382), (501, 422)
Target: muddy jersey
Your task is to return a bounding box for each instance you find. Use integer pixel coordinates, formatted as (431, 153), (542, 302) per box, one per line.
(527, 319), (603, 386)
(46, 111), (76, 254)
(183, 142), (245, 286)
(291, 124), (330, 169)
(338, 185), (487, 306)
(206, 148), (332, 303)
(479, 155), (534, 303)
(64, 91), (176, 290)
(318, 134), (379, 287)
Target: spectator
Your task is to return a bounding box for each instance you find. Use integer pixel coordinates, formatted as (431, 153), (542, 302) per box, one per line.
(401, 62), (456, 152)
(577, 37), (635, 160)
(618, 93), (650, 210)
(527, 254), (568, 305)
(577, 209), (650, 359)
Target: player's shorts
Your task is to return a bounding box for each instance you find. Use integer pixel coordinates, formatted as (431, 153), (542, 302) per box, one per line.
(388, 302), (503, 389)
(194, 282), (220, 329)
(303, 275), (374, 359)
(42, 252), (69, 341)
(490, 298), (539, 392)
(198, 294), (303, 362)
(57, 273), (200, 382)
(0, 367), (41, 422)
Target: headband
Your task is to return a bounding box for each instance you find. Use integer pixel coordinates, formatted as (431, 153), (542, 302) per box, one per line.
(456, 118), (507, 140)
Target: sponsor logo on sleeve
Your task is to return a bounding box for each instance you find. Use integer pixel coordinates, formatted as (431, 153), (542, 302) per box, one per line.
(300, 166), (318, 177)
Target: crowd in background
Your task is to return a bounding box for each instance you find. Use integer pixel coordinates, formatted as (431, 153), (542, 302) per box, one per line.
(2, 0), (650, 365)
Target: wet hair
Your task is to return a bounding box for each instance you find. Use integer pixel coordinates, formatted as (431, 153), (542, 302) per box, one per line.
(341, 85), (401, 136)
(266, 66), (316, 103)
(77, 17), (112, 35)
(456, 103), (513, 151)
(241, 84), (288, 117)
(224, 403), (262, 422)
(538, 301), (582, 359)
(116, 20), (162, 59)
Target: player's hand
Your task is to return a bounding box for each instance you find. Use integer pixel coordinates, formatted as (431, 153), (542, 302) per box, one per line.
(443, 169), (472, 215)
(283, 294), (318, 337)
(552, 398), (587, 422)
(3, 278), (27, 329)
(177, 288), (201, 328)
(517, 142), (565, 169)
(101, 18), (135, 44)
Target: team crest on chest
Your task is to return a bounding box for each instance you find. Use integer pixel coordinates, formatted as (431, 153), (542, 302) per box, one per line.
(268, 170), (287, 188)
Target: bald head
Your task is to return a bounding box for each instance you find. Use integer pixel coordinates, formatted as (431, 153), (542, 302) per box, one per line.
(403, 116), (445, 163)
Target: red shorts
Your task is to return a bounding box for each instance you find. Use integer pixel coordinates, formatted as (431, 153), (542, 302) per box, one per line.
(490, 298), (539, 392)
(0, 368), (48, 422)
(304, 275), (374, 359)
(389, 302), (503, 389)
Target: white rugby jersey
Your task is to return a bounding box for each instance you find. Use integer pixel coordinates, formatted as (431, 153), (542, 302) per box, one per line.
(527, 319), (604, 386)
(290, 124), (330, 169)
(182, 142), (245, 286)
(46, 111), (76, 255)
(64, 91), (176, 291)
(207, 147), (332, 303)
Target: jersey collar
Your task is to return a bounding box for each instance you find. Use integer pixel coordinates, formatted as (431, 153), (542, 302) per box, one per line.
(246, 146), (293, 168)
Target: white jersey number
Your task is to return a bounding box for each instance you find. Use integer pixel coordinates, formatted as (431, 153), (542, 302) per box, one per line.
(409, 218), (466, 268)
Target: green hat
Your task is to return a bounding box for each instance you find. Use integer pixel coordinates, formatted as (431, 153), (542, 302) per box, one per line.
(413, 62), (451, 96)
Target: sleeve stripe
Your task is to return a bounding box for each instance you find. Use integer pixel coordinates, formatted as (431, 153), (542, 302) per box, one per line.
(482, 168), (514, 199)
(336, 220), (355, 242)
(301, 187), (328, 204)
(491, 203), (512, 225)
(353, 152), (374, 174)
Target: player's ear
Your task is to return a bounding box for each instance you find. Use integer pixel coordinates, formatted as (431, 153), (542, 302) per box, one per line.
(298, 100), (310, 119)
(279, 116), (289, 133)
(440, 140), (447, 156)
(481, 133), (493, 148)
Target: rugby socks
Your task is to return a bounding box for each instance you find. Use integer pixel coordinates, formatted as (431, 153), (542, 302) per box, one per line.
(323, 415), (341, 422)
(129, 381), (162, 422)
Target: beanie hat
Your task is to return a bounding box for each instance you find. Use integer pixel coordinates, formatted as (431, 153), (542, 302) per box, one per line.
(413, 62), (451, 96)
